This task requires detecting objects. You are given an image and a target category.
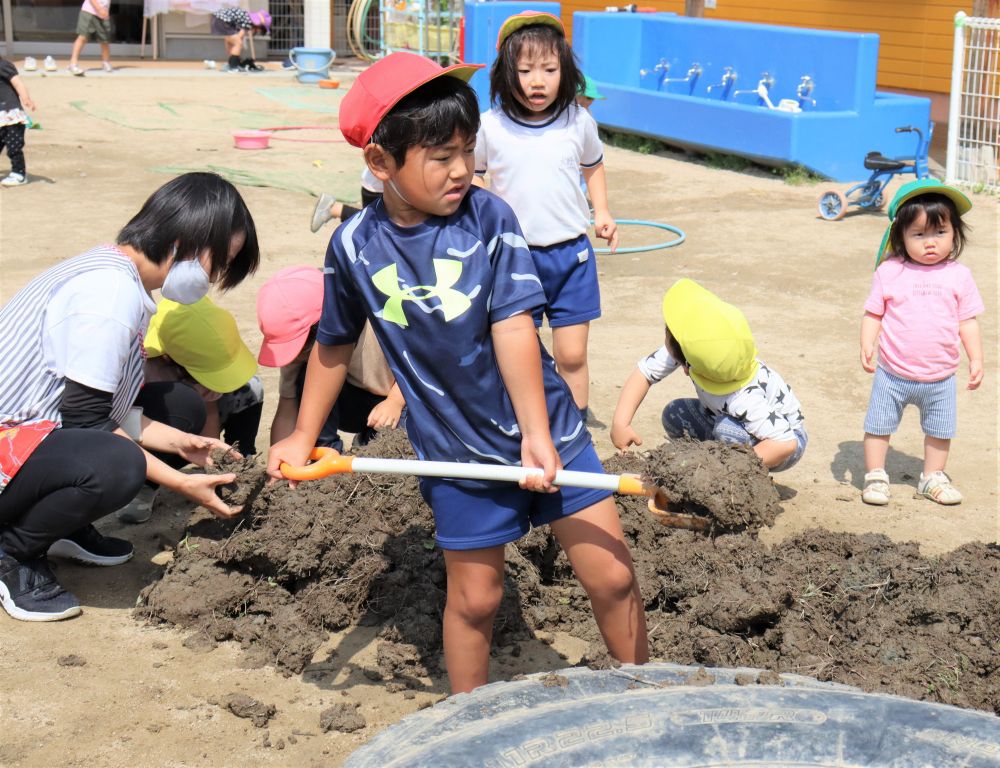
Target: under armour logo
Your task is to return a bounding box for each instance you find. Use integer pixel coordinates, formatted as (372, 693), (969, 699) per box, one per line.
(372, 259), (473, 327)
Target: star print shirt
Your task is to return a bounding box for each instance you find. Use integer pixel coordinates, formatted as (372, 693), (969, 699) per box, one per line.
(638, 346), (804, 442)
(318, 186), (591, 470)
(212, 6), (253, 30)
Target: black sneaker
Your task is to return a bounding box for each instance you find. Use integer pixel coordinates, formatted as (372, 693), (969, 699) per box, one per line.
(47, 525), (133, 566)
(0, 551), (81, 622)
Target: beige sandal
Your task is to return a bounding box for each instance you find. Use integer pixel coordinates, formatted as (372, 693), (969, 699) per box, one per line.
(917, 471), (963, 505)
(862, 469), (890, 506)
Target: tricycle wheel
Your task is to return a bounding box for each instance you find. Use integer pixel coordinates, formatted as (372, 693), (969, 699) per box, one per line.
(817, 190), (848, 221)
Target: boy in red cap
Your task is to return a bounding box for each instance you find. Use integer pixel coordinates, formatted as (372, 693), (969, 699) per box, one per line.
(268, 52), (648, 694)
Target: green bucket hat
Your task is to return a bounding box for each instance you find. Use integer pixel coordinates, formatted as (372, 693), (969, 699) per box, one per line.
(580, 75), (605, 101)
(875, 178), (972, 269)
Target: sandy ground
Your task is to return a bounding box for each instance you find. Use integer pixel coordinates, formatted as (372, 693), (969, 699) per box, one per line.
(0, 61), (997, 767)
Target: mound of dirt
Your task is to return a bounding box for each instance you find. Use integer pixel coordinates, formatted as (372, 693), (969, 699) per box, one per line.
(137, 432), (1000, 715)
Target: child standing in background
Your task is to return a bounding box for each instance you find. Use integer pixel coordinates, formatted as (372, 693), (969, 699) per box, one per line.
(860, 179), (984, 507)
(0, 56), (35, 186)
(67, 0), (113, 76)
(475, 12), (618, 424)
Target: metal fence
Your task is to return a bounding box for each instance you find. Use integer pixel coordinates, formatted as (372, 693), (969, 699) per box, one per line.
(268, 0), (305, 56)
(946, 12), (1000, 191)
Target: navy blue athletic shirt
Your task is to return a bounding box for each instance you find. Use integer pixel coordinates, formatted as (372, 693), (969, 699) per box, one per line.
(319, 186), (590, 468)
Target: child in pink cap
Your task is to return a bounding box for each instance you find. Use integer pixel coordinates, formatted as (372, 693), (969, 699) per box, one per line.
(257, 265), (404, 451)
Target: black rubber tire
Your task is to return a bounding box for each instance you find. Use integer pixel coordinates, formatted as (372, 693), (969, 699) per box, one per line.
(346, 663), (1000, 767)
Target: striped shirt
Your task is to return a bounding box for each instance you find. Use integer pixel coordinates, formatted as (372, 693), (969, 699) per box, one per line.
(0, 245), (153, 441)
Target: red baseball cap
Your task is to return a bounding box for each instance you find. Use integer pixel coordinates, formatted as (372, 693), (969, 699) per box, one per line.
(338, 52), (483, 148)
(256, 266), (324, 367)
(496, 11), (564, 50)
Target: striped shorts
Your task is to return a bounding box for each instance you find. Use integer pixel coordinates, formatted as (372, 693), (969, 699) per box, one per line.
(864, 367), (957, 439)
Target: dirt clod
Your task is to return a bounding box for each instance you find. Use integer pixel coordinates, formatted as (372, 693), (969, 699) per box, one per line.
(319, 702), (366, 733)
(57, 655), (86, 667)
(224, 693), (275, 728)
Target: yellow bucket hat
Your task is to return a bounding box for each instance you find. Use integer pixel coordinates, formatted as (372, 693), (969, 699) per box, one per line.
(661, 279), (759, 396)
(145, 296), (257, 394)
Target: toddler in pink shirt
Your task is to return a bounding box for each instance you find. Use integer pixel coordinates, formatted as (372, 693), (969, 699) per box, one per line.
(860, 180), (984, 507)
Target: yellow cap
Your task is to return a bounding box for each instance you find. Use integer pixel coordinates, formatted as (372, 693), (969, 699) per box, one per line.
(145, 296), (257, 394)
(661, 279), (759, 396)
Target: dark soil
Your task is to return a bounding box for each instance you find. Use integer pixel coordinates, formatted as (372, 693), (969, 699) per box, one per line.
(137, 431), (1000, 716)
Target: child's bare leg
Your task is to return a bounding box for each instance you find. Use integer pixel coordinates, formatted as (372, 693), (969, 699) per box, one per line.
(441, 545), (505, 694)
(923, 436), (950, 475)
(863, 433), (890, 471)
(552, 322), (590, 411)
(100, 42), (111, 63)
(69, 35), (87, 66)
(549, 497), (648, 664)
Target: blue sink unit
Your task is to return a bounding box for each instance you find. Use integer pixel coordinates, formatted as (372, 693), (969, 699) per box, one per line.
(570, 13), (931, 181)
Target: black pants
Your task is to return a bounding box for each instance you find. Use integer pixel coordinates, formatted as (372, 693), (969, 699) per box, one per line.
(295, 367), (384, 450)
(0, 429), (145, 560)
(135, 381), (207, 473)
(0, 123), (26, 176)
(340, 187), (382, 221)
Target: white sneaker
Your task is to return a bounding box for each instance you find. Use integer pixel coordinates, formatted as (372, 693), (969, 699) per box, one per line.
(0, 173), (26, 187)
(23, 57), (38, 72)
(310, 193), (337, 232)
(102, 61), (113, 73)
(116, 485), (158, 524)
(43, 55), (58, 72)
(861, 468), (890, 506)
(68, 64), (84, 76)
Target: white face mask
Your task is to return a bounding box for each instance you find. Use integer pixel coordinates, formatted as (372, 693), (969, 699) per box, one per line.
(161, 256), (210, 305)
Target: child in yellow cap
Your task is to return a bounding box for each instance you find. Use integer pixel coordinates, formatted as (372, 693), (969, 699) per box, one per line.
(611, 279), (807, 471)
(116, 296), (261, 524)
(144, 295), (262, 451)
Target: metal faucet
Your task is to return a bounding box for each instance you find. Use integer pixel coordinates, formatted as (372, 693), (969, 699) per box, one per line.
(639, 58), (669, 86)
(732, 72), (775, 104)
(662, 62), (701, 85)
(707, 66), (737, 98)
(796, 75), (816, 107)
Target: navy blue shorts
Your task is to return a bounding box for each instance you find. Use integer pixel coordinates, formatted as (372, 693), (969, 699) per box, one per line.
(530, 234), (601, 328)
(420, 444), (612, 551)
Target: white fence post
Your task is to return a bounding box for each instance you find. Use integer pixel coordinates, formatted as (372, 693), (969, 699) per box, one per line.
(946, 11), (966, 184)
(947, 12), (1000, 191)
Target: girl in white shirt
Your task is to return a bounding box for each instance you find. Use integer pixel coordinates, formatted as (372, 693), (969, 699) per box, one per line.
(474, 12), (618, 423)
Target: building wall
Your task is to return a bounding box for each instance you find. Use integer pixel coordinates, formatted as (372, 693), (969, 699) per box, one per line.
(563, 0), (974, 93)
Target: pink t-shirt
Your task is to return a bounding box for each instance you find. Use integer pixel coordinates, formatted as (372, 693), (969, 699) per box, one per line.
(864, 258), (984, 382)
(81, 0), (108, 16)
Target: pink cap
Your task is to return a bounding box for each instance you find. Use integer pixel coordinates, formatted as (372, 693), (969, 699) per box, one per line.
(256, 266), (323, 367)
(339, 52), (482, 148)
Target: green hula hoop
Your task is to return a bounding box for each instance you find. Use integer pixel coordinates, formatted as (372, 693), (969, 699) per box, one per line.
(592, 219), (686, 254)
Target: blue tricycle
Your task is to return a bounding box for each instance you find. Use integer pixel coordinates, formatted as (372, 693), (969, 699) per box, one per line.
(817, 124), (934, 221)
